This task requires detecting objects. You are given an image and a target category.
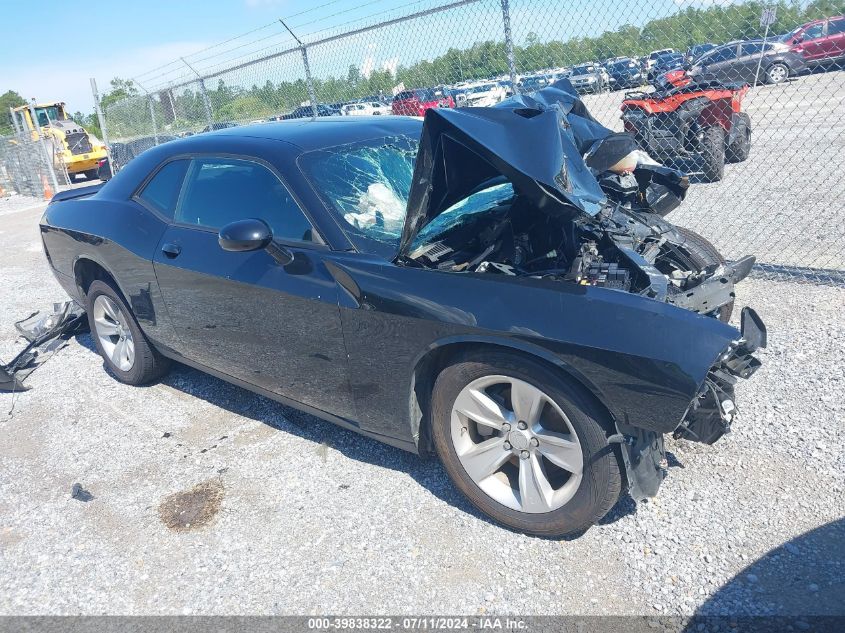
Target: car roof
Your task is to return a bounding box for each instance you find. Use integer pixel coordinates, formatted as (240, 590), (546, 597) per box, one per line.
(202, 116), (422, 152)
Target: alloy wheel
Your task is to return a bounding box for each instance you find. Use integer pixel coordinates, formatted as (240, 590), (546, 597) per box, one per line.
(449, 375), (583, 513)
(768, 65), (788, 84)
(92, 295), (135, 372)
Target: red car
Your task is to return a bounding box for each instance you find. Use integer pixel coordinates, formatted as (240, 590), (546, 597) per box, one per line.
(392, 88), (455, 116)
(782, 15), (845, 68)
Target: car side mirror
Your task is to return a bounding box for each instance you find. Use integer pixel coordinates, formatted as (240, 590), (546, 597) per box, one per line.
(218, 218), (293, 265)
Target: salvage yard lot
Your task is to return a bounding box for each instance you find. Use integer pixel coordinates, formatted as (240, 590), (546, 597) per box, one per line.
(1, 200), (843, 615)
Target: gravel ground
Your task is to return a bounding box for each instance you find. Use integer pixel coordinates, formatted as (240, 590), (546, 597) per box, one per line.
(0, 202), (842, 616)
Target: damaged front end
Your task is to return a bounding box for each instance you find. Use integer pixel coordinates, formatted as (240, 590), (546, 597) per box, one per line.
(676, 307), (766, 445)
(396, 79), (767, 500)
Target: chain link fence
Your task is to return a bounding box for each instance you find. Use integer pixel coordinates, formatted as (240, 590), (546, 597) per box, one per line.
(98, 0), (845, 284)
(0, 131), (69, 201)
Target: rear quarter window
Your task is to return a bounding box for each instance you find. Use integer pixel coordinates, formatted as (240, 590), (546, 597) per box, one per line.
(137, 159), (190, 219)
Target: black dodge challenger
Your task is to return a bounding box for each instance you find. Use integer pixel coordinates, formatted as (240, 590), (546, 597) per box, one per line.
(40, 81), (765, 536)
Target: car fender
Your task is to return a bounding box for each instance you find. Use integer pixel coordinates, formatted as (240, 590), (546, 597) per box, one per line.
(409, 331), (616, 425)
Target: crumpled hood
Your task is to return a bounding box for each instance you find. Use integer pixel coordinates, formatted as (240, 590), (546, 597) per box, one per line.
(398, 79), (619, 257)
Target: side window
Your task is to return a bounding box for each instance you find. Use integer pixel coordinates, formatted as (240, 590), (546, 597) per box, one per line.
(828, 19), (845, 36)
(804, 23), (824, 39)
(176, 157), (316, 243)
(740, 42), (764, 56)
(137, 159), (190, 219)
(710, 45), (738, 63)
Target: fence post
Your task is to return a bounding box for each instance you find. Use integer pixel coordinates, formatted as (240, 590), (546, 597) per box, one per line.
(135, 79), (160, 145)
(148, 95), (159, 144)
(280, 19), (318, 117)
(9, 107), (22, 136)
(181, 57), (214, 126)
(27, 102), (61, 193)
(500, 0), (519, 93)
(90, 78), (115, 178)
(301, 47), (319, 118)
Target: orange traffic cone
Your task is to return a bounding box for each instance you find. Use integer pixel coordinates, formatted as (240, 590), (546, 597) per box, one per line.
(41, 173), (53, 200)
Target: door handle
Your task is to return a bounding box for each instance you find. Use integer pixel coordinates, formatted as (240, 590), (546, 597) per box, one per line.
(161, 243), (182, 258)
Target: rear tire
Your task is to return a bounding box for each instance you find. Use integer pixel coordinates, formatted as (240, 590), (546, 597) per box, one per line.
(431, 350), (622, 537)
(699, 125), (725, 182)
(765, 62), (790, 85)
(673, 226), (733, 322)
(86, 279), (171, 385)
(83, 169), (100, 181)
(726, 113), (751, 163)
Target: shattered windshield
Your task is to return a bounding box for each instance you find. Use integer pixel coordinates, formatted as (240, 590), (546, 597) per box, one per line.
(299, 136), (515, 256)
(300, 136), (416, 253)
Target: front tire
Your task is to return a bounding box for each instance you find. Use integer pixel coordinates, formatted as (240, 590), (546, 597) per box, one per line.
(431, 350), (622, 537)
(765, 62), (790, 85)
(86, 279), (171, 385)
(699, 125), (726, 182)
(672, 226), (734, 322)
(726, 113), (751, 163)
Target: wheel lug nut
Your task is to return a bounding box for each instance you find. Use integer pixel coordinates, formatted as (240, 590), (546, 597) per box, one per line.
(530, 438), (539, 447)
(501, 423), (511, 432)
(517, 421), (527, 430)
(503, 441), (511, 450)
(520, 450), (530, 459)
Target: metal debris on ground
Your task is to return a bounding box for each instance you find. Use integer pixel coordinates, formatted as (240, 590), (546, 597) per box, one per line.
(70, 483), (93, 502)
(0, 301), (88, 393)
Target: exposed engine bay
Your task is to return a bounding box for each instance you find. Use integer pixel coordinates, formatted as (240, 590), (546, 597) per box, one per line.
(405, 164), (752, 321)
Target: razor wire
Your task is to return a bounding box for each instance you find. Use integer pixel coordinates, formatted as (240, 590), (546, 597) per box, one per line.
(92, 0), (845, 284)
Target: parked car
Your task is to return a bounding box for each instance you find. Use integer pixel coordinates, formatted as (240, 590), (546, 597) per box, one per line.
(392, 88), (454, 116)
(518, 73), (559, 92)
(606, 58), (645, 89)
(39, 84), (765, 537)
(782, 15), (845, 69)
(690, 39), (808, 84)
(648, 52), (688, 82)
(569, 63), (609, 93)
(623, 70), (751, 182)
(645, 48), (675, 70)
(455, 82), (508, 107)
(109, 135), (179, 171)
(201, 122), (238, 133)
(687, 43), (717, 63)
(341, 102), (391, 116)
(281, 104), (340, 120)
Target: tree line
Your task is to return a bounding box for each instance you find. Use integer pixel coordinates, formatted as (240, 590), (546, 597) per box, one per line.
(5, 0), (843, 139)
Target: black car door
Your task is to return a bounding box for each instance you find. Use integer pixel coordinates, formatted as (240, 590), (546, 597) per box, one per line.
(151, 155), (357, 421)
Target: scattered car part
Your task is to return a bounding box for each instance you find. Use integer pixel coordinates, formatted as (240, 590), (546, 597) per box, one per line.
(0, 302), (88, 393)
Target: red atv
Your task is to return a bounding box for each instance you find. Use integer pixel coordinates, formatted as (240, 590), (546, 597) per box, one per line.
(620, 70), (751, 182)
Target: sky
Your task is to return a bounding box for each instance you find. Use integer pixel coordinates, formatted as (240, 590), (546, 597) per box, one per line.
(1, 0), (727, 113)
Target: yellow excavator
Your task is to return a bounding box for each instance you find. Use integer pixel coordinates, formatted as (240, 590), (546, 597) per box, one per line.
(11, 101), (108, 180)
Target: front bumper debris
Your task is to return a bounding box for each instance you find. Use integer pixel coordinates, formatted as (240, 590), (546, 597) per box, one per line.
(0, 301), (88, 393)
(675, 307), (767, 444)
